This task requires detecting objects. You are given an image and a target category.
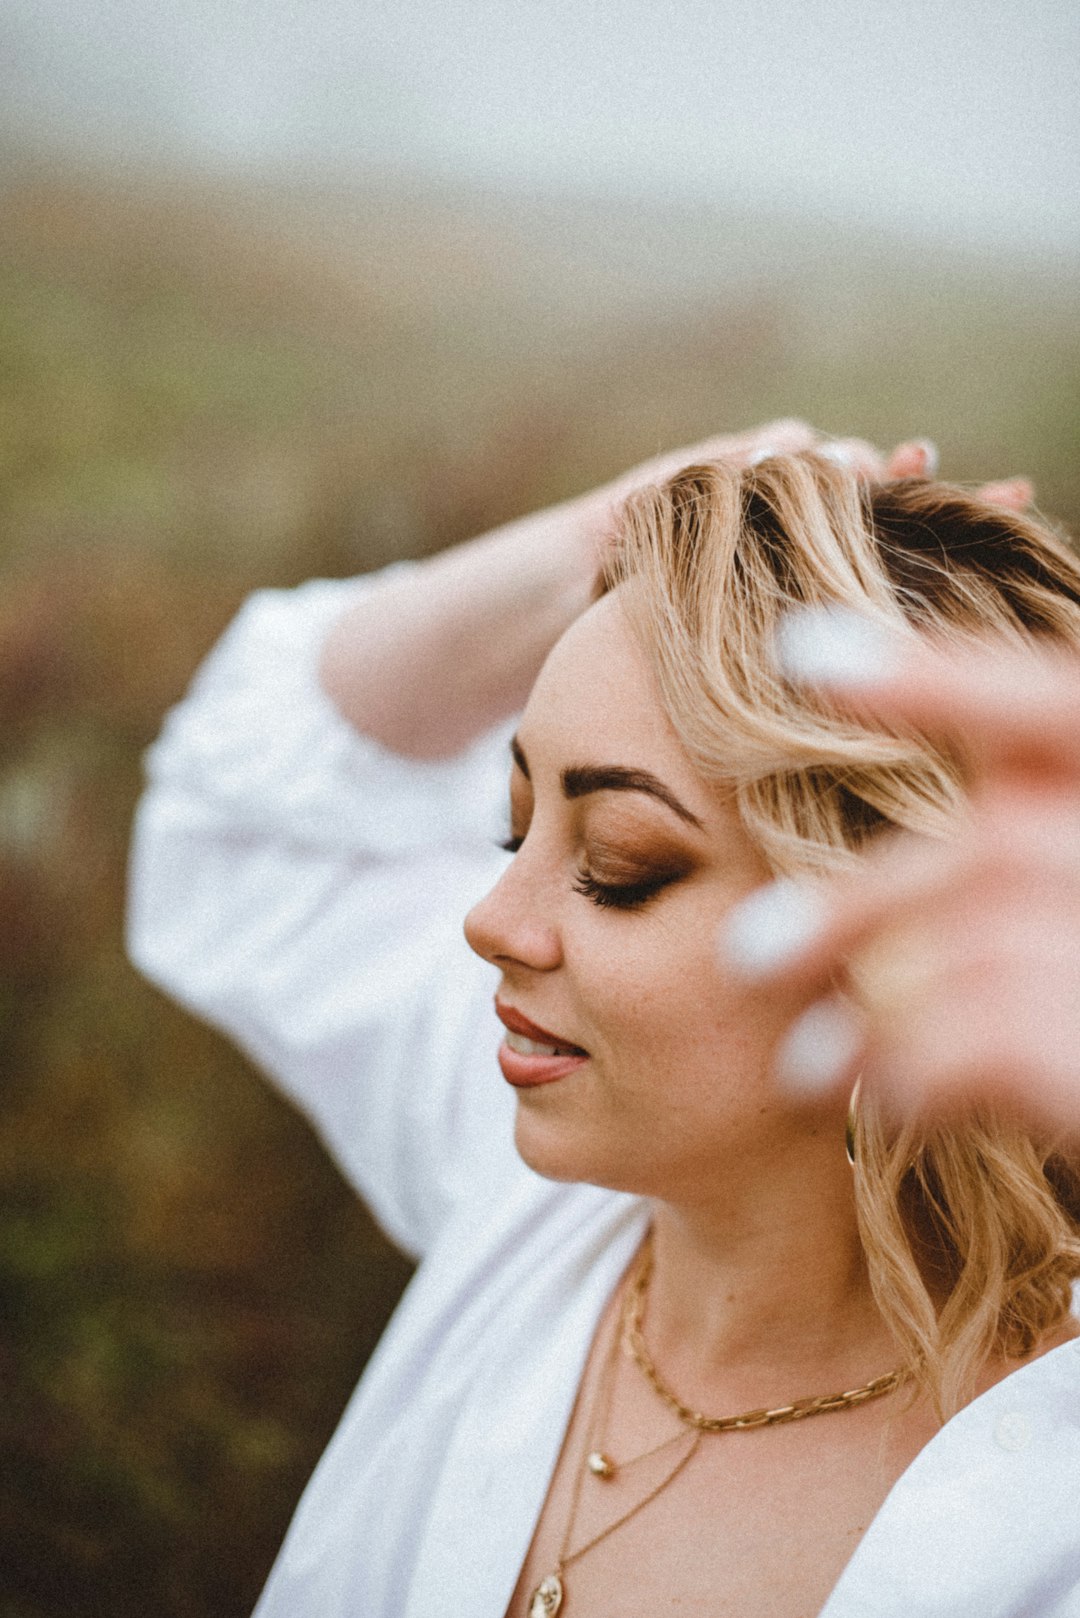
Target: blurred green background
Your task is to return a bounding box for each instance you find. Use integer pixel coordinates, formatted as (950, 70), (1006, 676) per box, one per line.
(1, 147), (1078, 1615)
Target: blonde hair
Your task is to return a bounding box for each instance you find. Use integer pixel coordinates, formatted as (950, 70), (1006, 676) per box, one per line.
(610, 453), (1080, 1417)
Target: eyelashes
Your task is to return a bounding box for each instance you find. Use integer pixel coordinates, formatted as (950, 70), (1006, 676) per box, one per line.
(571, 869), (675, 911)
(497, 834), (676, 912)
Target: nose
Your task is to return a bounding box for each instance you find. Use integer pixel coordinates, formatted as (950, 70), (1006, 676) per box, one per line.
(464, 847), (563, 973)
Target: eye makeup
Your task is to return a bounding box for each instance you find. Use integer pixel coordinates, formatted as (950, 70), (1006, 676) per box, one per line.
(571, 867), (681, 910)
(572, 825), (694, 911)
(497, 743), (702, 912)
(499, 764), (533, 854)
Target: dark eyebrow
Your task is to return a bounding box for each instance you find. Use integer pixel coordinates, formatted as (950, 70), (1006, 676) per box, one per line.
(512, 737), (703, 831)
(562, 764), (704, 830)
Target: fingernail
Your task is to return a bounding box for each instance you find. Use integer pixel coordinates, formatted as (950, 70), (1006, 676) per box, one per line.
(720, 878), (827, 980)
(747, 444), (779, 466)
(912, 439), (939, 477)
(774, 605), (902, 689)
(817, 442), (856, 467)
(775, 998), (863, 1095)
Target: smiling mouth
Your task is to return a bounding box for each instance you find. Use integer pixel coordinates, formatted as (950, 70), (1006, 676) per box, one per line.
(504, 1030), (584, 1058)
(495, 1001), (588, 1055)
(494, 1002), (590, 1087)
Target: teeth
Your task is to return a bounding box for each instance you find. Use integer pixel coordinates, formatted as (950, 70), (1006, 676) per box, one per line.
(505, 1031), (564, 1057)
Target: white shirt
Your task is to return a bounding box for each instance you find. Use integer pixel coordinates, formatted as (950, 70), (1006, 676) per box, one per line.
(127, 575), (1080, 1618)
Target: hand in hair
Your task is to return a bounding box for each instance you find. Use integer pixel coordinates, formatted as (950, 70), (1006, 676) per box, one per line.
(593, 421), (917, 526)
(722, 626), (1080, 1135)
(318, 419), (942, 759)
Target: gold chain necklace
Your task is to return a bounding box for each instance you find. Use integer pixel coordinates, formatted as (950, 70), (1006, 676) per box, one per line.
(527, 1237), (909, 1617)
(528, 1269), (697, 1618)
(625, 1239), (909, 1433)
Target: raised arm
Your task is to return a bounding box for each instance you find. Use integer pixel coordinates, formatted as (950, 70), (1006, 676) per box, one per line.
(316, 419), (848, 757)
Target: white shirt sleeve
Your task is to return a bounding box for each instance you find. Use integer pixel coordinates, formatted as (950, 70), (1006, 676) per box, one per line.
(126, 572), (520, 1259)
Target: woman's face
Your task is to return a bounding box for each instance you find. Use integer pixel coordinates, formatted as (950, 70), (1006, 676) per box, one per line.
(464, 589), (831, 1203)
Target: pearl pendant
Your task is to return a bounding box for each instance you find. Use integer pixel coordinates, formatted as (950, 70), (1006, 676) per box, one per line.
(586, 1450), (615, 1479)
(528, 1572), (564, 1615)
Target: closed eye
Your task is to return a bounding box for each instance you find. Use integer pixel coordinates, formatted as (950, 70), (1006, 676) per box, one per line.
(572, 868), (679, 910)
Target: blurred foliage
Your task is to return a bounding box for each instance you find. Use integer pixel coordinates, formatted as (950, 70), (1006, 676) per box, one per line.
(0, 155), (1077, 1616)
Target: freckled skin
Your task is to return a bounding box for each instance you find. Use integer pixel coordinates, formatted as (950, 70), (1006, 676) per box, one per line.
(464, 590), (845, 1203)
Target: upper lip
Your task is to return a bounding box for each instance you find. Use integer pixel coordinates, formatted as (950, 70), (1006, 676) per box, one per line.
(494, 1001), (588, 1054)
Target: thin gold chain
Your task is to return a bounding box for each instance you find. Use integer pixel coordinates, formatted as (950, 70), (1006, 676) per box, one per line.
(581, 1264), (694, 1476)
(559, 1430), (701, 1574)
(555, 1269), (699, 1577)
(533, 1235), (911, 1614)
(624, 1236), (909, 1433)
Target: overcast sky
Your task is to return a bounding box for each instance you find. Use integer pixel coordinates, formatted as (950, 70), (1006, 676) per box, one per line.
(3, 0), (1077, 252)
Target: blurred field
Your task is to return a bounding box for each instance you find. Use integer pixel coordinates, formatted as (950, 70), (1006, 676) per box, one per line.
(1, 154), (1078, 1617)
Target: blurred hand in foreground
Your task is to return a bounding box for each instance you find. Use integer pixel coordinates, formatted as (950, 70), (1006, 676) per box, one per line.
(720, 614), (1080, 1136)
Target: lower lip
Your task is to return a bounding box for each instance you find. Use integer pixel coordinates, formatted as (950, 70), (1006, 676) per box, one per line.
(497, 1040), (589, 1089)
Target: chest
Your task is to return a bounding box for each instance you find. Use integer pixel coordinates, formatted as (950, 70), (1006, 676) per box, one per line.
(506, 1319), (937, 1618)
(253, 1187), (1080, 1618)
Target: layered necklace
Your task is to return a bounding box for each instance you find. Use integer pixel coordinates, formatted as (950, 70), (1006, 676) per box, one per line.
(527, 1236), (908, 1618)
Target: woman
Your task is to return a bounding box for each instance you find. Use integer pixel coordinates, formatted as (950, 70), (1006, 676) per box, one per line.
(128, 425), (1080, 1616)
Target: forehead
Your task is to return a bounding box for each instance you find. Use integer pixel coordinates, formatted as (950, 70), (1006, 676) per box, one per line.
(520, 588), (692, 777)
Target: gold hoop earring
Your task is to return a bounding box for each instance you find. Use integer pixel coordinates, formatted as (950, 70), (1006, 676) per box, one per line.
(845, 1078), (862, 1167)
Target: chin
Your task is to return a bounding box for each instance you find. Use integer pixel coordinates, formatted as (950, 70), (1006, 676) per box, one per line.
(511, 1105), (653, 1196)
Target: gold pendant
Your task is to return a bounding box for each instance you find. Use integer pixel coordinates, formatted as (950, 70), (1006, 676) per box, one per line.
(528, 1572), (564, 1616)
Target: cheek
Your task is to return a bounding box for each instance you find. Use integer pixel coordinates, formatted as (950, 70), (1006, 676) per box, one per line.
(584, 930), (773, 1073)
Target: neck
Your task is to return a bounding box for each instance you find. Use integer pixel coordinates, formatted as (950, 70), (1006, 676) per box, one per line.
(642, 1149), (897, 1407)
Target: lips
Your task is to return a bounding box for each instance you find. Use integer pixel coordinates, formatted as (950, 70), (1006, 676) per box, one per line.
(495, 1003), (587, 1053)
(494, 1001), (589, 1088)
